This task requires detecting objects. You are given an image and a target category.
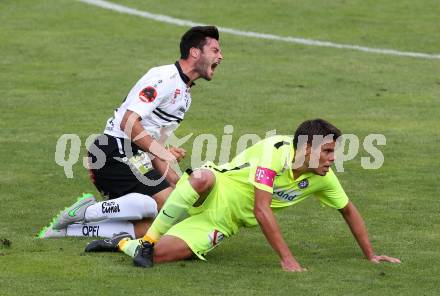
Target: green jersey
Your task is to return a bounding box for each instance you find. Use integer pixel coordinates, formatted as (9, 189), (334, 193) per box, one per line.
(201, 135), (349, 229)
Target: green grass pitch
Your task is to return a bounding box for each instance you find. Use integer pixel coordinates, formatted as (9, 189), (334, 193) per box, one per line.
(1, 0), (439, 295)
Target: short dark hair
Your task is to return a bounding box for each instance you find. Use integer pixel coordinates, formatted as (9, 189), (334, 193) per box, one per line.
(293, 119), (342, 149)
(180, 26), (219, 59)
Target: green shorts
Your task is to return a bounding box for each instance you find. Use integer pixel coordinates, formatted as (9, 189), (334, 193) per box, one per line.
(166, 213), (227, 260)
(164, 165), (252, 260)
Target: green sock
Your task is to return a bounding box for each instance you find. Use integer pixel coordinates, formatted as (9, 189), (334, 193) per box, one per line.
(118, 238), (142, 258)
(144, 179), (199, 242)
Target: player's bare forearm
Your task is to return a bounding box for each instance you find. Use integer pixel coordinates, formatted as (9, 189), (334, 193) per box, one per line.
(121, 111), (148, 148)
(254, 188), (305, 271)
(121, 110), (179, 186)
(151, 157), (179, 188)
(339, 201), (374, 259)
(121, 110), (178, 161)
(254, 204), (291, 259)
(339, 201), (401, 264)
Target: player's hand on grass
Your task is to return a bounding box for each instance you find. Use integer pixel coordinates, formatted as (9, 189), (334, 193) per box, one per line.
(169, 146), (186, 162)
(369, 255), (401, 264)
(280, 257), (307, 272)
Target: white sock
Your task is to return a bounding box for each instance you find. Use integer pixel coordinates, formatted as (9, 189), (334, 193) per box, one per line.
(66, 221), (135, 238)
(84, 193), (158, 222)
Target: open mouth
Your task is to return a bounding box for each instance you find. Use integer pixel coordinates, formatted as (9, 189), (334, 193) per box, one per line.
(211, 62), (219, 71)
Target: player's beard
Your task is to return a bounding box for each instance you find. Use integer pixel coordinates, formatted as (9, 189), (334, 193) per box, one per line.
(196, 55), (214, 81)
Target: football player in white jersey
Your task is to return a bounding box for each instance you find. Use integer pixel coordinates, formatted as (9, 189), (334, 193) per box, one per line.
(38, 26), (223, 239)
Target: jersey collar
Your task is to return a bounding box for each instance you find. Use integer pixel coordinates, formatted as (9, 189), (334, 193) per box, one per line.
(175, 61), (195, 87)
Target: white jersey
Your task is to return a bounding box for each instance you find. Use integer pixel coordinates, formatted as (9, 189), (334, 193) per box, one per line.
(104, 62), (193, 144)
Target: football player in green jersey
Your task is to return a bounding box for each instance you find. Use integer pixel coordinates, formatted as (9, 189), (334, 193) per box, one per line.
(86, 119), (401, 271)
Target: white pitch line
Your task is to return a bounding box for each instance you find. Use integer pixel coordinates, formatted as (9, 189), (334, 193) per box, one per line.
(78, 0), (440, 60)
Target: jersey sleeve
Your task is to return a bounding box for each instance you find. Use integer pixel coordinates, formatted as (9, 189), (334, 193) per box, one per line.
(315, 169), (349, 209)
(125, 74), (173, 118)
(250, 140), (291, 194)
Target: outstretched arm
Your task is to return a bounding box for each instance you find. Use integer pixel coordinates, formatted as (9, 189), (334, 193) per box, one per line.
(254, 187), (306, 272)
(338, 201), (401, 264)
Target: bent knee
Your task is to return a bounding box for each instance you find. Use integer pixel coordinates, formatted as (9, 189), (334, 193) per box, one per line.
(189, 169), (215, 194)
(122, 193), (158, 219)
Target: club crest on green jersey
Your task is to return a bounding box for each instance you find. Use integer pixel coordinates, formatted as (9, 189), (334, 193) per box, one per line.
(298, 179), (309, 189)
